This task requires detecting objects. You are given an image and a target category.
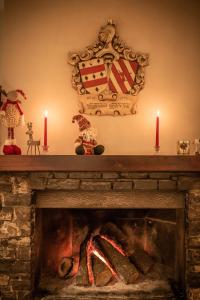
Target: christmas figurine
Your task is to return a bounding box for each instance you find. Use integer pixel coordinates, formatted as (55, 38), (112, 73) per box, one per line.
(0, 89), (27, 155)
(72, 114), (104, 155)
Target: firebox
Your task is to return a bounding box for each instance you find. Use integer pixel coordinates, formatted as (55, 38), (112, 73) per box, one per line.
(33, 190), (185, 300)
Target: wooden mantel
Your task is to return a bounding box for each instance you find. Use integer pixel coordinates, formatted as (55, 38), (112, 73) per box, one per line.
(0, 155), (200, 172)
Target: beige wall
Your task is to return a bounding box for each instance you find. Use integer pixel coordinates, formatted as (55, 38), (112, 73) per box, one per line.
(1, 0), (200, 155)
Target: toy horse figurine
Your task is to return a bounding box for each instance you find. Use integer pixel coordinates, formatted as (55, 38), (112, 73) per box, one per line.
(26, 122), (40, 155)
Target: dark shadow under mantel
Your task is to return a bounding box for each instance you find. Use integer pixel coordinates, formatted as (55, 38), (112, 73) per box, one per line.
(0, 155), (200, 172)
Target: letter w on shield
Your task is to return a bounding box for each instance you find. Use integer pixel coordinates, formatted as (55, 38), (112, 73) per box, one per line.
(108, 58), (138, 94)
(79, 58), (108, 94)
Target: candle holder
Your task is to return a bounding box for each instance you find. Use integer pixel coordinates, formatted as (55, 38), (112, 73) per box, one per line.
(42, 145), (49, 152)
(155, 145), (160, 153)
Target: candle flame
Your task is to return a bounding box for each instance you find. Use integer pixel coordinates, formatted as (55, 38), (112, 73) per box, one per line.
(156, 110), (160, 117)
(44, 110), (48, 117)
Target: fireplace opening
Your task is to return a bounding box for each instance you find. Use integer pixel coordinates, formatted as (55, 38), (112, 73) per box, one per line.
(33, 208), (185, 300)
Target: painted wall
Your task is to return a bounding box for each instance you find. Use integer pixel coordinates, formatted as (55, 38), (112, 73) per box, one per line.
(0, 0), (200, 155)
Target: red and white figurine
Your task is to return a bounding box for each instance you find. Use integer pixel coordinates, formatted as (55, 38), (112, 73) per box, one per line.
(0, 89), (27, 155)
(72, 114), (104, 155)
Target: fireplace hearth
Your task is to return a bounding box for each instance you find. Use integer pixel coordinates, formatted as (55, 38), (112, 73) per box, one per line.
(35, 208), (182, 300)
(1, 156), (200, 300)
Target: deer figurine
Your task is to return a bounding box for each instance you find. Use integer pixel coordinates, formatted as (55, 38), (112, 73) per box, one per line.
(26, 122), (40, 155)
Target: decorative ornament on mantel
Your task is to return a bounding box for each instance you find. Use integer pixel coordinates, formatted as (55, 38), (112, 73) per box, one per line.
(68, 20), (149, 116)
(0, 89), (27, 155)
(26, 122), (40, 155)
(72, 114), (104, 155)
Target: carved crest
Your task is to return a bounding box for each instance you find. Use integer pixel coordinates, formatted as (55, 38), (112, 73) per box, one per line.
(68, 20), (148, 116)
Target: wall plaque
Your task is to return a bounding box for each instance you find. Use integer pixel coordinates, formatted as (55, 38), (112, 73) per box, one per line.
(68, 20), (148, 116)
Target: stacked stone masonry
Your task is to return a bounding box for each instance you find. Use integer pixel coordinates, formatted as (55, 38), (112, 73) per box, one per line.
(0, 171), (200, 299)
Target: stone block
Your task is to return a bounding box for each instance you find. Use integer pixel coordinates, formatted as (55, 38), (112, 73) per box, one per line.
(0, 290), (17, 300)
(8, 237), (31, 247)
(190, 265), (200, 273)
(113, 181), (132, 190)
(0, 175), (11, 185)
(30, 174), (47, 190)
(102, 172), (119, 179)
(0, 207), (13, 221)
(53, 172), (68, 179)
(189, 288), (200, 300)
(188, 272), (200, 287)
(0, 261), (31, 273)
(189, 237), (200, 248)
(189, 221), (200, 236)
(133, 179), (158, 190)
(149, 172), (171, 179)
(4, 193), (31, 206)
(0, 274), (9, 286)
(158, 180), (177, 190)
(188, 204), (200, 220)
(189, 190), (200, 205)
(178, 177), (200, 191)
(47, 179), (80, 190)
(16, 290), (31, 299)
(30, 172), (53, 178)
(80, 181), (111, 191)
(10, 177), (31, 194)
(189, 249), (200, 264)
(0, 184), (12, 192)
(121, 172), (148, 179)
(0, 192), (4, 206)
(17, 246), (31, 260)
(10, 278), (31, 290)
(14, 207), (31, 222)
(0, 246), (16, 259)
(69, 172), (101, 179)
(0, 221), (22, 238)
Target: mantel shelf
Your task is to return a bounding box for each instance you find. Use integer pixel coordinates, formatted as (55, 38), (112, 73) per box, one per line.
(0, 155), (200, 172)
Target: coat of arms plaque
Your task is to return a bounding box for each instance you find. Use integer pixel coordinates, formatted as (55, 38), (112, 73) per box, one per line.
(68, 20), (148, 116)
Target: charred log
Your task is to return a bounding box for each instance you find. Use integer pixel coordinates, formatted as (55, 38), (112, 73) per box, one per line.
(58, 257), (73, 278)
(129, 245), (154, 274)
(75, 240), (90, 286)
(92, 256), (113, 287)
(96, 236), (140, 284)
(100, 222), (126, 246)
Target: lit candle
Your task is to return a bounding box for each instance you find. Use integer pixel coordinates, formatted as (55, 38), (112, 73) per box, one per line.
(155, 110), (160, 151)
(43, 110), (48, 151)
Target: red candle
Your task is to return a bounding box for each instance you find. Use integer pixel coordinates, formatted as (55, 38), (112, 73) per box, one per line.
(155, 110), (160, 150)
(43, 110), (48, 151)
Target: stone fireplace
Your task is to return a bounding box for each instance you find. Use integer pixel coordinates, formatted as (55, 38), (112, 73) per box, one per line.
(0, 156), (200, 300)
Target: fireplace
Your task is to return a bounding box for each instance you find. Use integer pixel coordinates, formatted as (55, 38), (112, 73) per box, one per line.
(1, 156), (200, 300)
(34, 206), (184, 300)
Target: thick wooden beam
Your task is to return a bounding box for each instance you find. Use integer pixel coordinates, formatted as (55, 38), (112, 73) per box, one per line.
(0, 155), (200, 172)
(36, 191), (185, 209)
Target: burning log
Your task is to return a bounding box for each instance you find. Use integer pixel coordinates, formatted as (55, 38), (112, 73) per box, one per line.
(96, 235), (140, 284)
(75, 240), (90, 286)
(92, 256), (113, 287)
(58, 257), (73, 278)
(100, 222), (126, 245)
(130, 245), (155, 275)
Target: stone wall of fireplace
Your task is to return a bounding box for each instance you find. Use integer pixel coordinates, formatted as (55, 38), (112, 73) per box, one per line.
(0, 171), (200, 299)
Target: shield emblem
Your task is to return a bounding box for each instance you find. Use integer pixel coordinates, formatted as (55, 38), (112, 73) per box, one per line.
(79, 58), (108, 94)
(108, 58), (138, 94)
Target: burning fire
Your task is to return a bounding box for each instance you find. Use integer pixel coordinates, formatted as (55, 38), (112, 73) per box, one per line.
(86, 234), (126, 285)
